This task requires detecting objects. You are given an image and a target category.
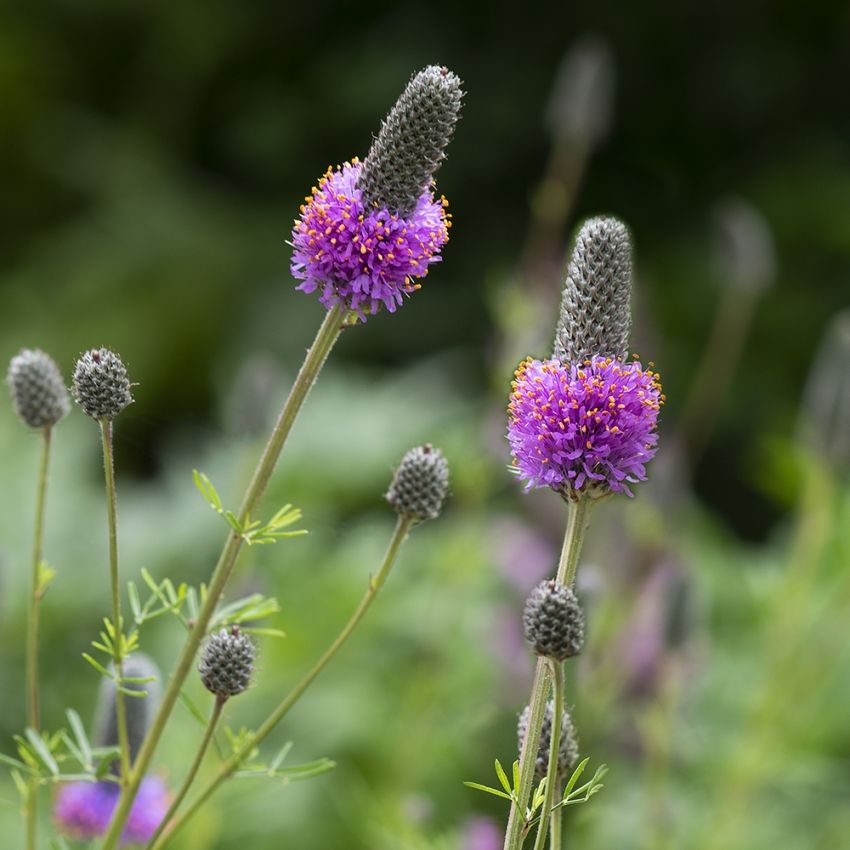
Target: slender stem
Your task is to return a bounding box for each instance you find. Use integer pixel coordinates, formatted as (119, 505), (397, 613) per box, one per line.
(144, 697), (224, 849)
(532, 661), (563, 850)
(100, 303), (350, 850)
(504, 498), (592, 850)
(25, 427), (52, 850)
(556, 497), (591, 587)
(550, 805), (562, 850)
(150, 515), (414, 850)
(100, 419), (131, 785)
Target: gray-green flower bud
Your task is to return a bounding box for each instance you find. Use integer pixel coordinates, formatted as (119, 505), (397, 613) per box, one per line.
(6, 349), (70, 429)
(72, 348), (133, 420)
(199, 626), (255, 700)
(523, 579), (584, 661)
(94, 653), (161, 763)
(358, 65), (464, 217)
(385, 444), (449, 522)
(553, 216), (633, 364)
(518, 700), (580, 782)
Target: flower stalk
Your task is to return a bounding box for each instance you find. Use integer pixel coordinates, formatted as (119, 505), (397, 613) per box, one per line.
(99, 302), (351, 850)
(531, 660), (564, 850)
(149, 514), (414, 850)
(99, 419), (132, 785)
(505, 498), (592, 850)
(144, 696), (225, 849)
(25, 427), (52, 850)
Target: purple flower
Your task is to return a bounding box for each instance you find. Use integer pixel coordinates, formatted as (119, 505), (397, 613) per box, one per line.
(54, 776), (169, 845)
(507, 356), (663, 497)
(462, 815), (502, 850)
(290, 159), (450, 318)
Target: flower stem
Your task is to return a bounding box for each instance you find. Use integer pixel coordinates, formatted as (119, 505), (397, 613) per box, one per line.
(25, 427), (52, 850)
(100, 303), (350, 850)
(504, 497), (592, 850)
(550, 806), (562, 850)
(144, 697), (225, 849)
(100, 419), (131, 786)
(532, 660), (564, 850)
(148, 514), (414, 850)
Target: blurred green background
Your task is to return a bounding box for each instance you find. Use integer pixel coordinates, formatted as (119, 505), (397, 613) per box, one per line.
(1, 1), (849, 848)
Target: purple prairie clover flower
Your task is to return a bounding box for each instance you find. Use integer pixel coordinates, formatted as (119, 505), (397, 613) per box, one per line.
(54, 776), (169, 845)
(290, 159), (450, 317)
(507, 355), (663, 498)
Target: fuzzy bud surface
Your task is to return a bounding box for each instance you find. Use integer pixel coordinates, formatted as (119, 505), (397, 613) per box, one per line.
(523, 580), (584, 661)
(6, 348), (70, 429)
(553, 217), (633, 364)
(72, 348), (133, 419)
(385, 444), (449, 522)
(518, 700), (579, 782)
(199, 626), (255, 700)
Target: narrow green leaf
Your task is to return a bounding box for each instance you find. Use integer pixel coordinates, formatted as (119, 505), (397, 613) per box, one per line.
(463, 782), (513, 801)
(24, 729), (59, 776)
(82, 654), (112, 678)
(562, 757), (589, 798)
(495, 759), (512, 794)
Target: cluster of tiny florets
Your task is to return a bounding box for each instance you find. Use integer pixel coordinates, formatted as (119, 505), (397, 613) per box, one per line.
(507, 355), (663, 498)
(6, 348), (70, 429)
(199, 627), (255, 700)
(54, 776), (169, 844)
(358, 65), (463, 216)
(385, 444), (450, 522)
(72, 348), (133, 420)
(523, 580), (585, 661)
(291, 160), (450, 318)
(518, 701), (579, 781)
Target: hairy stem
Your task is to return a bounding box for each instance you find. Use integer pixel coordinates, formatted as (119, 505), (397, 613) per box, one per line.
(550, 805), (562, 850)
(144, 697), (225, 849)
(100, 303), (350, 850)
(532, 661), (564, 850)
(504, 497), (592, 850)
(149, 515), (414, 850)
(25, 427), (53, 850)
(100, 419), (131, 785)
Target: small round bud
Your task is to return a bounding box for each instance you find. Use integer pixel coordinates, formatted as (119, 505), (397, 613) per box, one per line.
(518, 700), (579, 782)
(6, 349), (70, 429)
(385, 444), (449, 522)
(72, 348), (133, 419)
(199, 626), (255, 700)
(522, 580), (585, 661)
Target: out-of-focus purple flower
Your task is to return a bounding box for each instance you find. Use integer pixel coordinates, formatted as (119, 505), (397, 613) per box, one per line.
(54, 776), (169, 845)
(290, 160), (449, 318)
(489, 517), (555, 591)
(507, 356), (663, 498)
(462, 815), (502, 850)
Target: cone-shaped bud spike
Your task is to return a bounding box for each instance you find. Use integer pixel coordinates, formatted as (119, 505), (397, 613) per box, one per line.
(358, 65), (463, 217)
(6, 348), (70, 429)
(385, 444), (449, 522)
(553, 216), (633, 363)
(93, 653), (161, 763)
(199, 625), (255, 700)
(523, 579), (585, 661)
(72, 348), (133, 420)
(518, 700), (580, 782)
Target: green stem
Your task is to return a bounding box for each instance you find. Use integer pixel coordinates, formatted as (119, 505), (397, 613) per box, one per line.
(149, 514), (414, 850)
(550, 805), (562, 850)
(532, 661), (564, 850)
(100, 419), (131, 786)
(504, 497), (592, 850)
(25, 427), (52, 850)
(144, 697), (224, 849)
(100, 303), (350, 850)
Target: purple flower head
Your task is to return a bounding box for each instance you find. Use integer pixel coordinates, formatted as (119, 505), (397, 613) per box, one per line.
(507, 355), (663, 498)
(291, 159), (450, 318)
(54, 776), (169, 845)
